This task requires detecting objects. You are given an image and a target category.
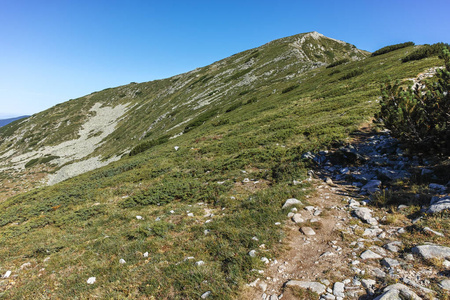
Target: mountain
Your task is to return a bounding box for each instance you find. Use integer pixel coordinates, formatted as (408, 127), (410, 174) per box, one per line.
(0, 32), (446, 299)
(0, 31), (368, 188)
(0, 115), (29, 127)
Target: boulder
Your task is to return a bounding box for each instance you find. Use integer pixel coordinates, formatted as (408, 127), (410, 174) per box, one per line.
(411, 244), (450, 260)
(361, 180), (382, 194)
(374, 283), (421, 300)
(284, 280), (326, 294)
(427, 195), (450, 214)
(353, 207), (378, 225)
(360, 250), (383, 260)
(282, 198), (302, 209)
(300, 227), (316, 236)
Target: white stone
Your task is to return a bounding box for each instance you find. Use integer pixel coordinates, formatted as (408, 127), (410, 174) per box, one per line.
(285, 280), (326, 294)
(87, 277), (96, 284)
(136, 215), (143, 220)
(249, 250), (257, 257)
(201, 291), (211, 299)
(20, 262), (32, 269)
(300, 227), (316, 236)
(195, 260), (205, 266)
(187, 213), (194, 217)
(3, 270), (11, 278)
(333, 282), (345, 297)
(174, 146), (180, 151)
(360, 250), (382, 260)
(143, 252), (149, 258)
(292, 214), (305, 224)
(282, 198), (302, 209)
(119, 258), (126, 264)
(440, 279), (450, 291)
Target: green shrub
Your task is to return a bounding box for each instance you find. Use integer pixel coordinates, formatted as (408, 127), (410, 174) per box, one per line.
(129, 135), (170, 156)
(225, 101), (243, 113)
(402, 43), (450, 63)
(25, 158), (40, 168)
(326, 58), (349, 68)
(339, 69), (364, 80)
(371, 42), (415, 57)
(183, 109), (218, 133)
(281, 84), (299, 94)
(376, 47), (450, 154)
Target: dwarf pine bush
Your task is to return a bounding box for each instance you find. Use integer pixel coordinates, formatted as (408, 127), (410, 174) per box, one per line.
(376, 48), (450, 154)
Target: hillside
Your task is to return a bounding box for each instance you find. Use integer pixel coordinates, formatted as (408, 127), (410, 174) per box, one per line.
(0, 32), (447, 299)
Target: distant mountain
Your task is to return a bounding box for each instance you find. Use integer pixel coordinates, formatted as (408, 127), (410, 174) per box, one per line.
(0, 115), (29, 127)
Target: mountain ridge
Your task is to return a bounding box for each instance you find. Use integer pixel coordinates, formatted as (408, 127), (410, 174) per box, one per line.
(0, 31), (368, 187)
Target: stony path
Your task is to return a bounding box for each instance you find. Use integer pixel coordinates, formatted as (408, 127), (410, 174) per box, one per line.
(244, 129), (450, 300)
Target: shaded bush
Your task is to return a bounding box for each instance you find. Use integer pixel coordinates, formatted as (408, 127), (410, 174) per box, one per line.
(281, 84), (300, 94)
(183, 109), (218, 133)
(25, 158), (40, 168)
(326, 58), (349, 68)
(377, 47), (450, 154)
(225, 101), (243, 113)
(371, 42), (415, 57)
(339, 69), (364, 80)
(402, 42), (450, 63)
(129, 135), (170, 156)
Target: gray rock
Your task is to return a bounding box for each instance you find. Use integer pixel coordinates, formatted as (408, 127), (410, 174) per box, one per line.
(201, 291), (211, 299)
(362, 279), (376, 289)
(353, 207), (378, 225)
(440, 279), (450, 291)
(423, 226), (444, 236)
(363, 227), (383, 237)
(300, 227), (316, 236)
(282, 198), (302, 209)
(360, 250), (383, 260)
(292, 213), (305, 224)
(427, 195), (450, 214)
(361, 180), (382, 194)
(370, 245), (388, 256)
(333, 282), (345, 297)
(321, 293), (336, 300)
(429, 183), (446, 192)
(285, 280), (326, 294)
(381, 258), (400, 268)
(411, 244), (450, 260)
(371, 267), (386, 278)
(195, 260), (205, 266)
(249, 250), (256, 257)
(384, 241), (402, 253)
(374, 283), (421, 300)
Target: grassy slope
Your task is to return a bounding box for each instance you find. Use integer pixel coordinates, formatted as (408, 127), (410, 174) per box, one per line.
(0, 44), (444, 299)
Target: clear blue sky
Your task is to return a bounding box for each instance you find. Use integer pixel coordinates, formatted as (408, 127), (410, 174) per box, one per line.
(1, 0), (449, 118)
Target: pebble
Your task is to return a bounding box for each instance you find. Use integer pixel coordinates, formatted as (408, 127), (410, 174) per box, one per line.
(87, 277), (96, 284)
(119, 259), (126, 264)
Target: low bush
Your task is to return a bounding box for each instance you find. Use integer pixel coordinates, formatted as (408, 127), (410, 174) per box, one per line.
(371, 42), (415, 57)
(326, 58), (349, 68)
(377, 47), (450, 154)
(402, 42), (450, 63)
(129, 135), (170, 156)
(281, 84), (300, 94)
(339, 69), (364, 80)
(183, 109), (218, 133)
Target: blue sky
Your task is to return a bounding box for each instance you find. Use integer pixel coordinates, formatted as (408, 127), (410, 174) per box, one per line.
(1, 0), (449, 118)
